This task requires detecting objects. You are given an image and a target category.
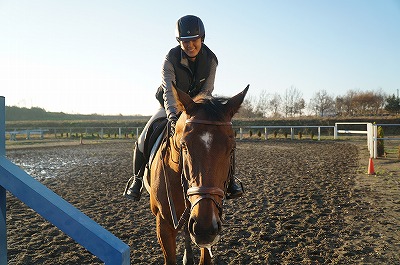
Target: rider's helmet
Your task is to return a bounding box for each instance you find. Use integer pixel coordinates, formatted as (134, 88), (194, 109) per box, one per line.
(175, 15), (205, 42)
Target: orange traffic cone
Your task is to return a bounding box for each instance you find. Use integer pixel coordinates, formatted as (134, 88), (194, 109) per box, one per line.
(368, 158), (375, 175)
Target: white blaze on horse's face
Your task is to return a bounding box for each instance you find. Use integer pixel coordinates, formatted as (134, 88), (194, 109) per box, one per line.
(200, 131), (213, 152)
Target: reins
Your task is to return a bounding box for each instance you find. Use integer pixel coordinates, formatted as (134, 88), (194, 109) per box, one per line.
(161, 130), (190, 230)
(161, 117), (232, 230)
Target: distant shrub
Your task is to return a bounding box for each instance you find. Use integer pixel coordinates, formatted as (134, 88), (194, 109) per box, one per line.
(273, 131), (277, 138)
(257, 131), (262, 138)
(398, 146), (400, 160)
(298, 131), (302, 139)
(377, 126), (385, 157)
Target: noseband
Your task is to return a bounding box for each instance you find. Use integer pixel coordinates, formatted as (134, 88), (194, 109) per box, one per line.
(163, 117), (233, 229)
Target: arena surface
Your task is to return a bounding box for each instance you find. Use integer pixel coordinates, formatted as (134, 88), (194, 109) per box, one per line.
(5, 140), (400, 264)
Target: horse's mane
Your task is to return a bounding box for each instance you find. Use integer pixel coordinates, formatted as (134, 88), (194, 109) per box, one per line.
(193, 93), (230, 121)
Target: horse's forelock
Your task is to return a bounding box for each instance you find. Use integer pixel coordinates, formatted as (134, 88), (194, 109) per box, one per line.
(193, 95), (230, 121)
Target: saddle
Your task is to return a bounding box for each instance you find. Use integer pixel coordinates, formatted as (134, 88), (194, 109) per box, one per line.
(143, 117), (168, 164)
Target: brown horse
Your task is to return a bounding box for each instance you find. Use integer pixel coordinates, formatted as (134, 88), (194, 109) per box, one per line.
(143, 83), (248, 265)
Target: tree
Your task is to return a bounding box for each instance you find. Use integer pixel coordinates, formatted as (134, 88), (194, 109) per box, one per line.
(309, 90), (335, 117)
(236, 95), (263, 118)
(335, 96), (344, 116)
(294, 98), (306, 116)
(352, 90), (386, 115)
(254, 90), (270, 117)
(283, 86), (304, 117)
(385, 94), (400, 114)
(341, 89), (358, 116)
(268, 93), (282, 117)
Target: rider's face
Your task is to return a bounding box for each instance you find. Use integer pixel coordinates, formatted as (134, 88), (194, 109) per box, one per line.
(180, 38), (202, 61)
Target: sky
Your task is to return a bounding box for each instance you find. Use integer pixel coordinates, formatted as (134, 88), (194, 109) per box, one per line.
(0, 0), (399, 116)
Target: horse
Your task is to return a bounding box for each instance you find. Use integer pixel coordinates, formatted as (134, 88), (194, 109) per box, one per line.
(143, 83), (248, 265)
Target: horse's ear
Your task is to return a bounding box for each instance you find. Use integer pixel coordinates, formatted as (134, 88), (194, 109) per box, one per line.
(226, 85), (249, 118)
(171, 82), (196, 113)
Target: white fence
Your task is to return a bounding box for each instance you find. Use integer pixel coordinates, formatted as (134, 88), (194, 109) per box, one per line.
(5, 123), (400, 159)
(335, 122), (374, 157)
(372, 124), (400, 158)
(335, 122), (400, 158)
(236, 125), (335, 141)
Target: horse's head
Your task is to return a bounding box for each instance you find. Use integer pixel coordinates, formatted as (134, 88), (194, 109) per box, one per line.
(171, 83), (248, 248)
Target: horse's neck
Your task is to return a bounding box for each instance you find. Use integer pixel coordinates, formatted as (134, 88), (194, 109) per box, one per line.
(166, 137), (181, 171)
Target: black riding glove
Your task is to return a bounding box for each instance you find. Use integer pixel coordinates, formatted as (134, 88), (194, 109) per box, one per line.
(168, 115), (178, 137)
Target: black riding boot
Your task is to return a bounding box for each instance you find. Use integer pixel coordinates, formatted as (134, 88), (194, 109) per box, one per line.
(226, 150), (244, 199)
(123, 143), (146, 201)
(226, 175), (244, 199)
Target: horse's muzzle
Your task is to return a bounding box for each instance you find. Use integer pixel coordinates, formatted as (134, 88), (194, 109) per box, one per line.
(186, 187), (224, 247)
(188, 211), (222, 247)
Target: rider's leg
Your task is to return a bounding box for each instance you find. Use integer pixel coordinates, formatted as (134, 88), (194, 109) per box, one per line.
(123, 142), (146, 201)
(123, 107), (167, 201)
(226, 149), (244, 199)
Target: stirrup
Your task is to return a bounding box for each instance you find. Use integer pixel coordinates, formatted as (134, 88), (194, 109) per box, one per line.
(226, 177), (244, 200)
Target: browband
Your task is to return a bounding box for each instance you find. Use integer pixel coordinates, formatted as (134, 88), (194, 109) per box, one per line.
(185, 118), (232, 126)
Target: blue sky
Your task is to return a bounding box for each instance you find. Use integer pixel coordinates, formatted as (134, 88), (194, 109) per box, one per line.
(1, 0), (399, 115)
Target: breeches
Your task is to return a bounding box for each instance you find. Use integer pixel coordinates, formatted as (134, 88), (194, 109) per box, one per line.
(137, 107), (167, 152)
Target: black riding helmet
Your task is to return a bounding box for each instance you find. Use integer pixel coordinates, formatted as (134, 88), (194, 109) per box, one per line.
(175, 15), (205, 42)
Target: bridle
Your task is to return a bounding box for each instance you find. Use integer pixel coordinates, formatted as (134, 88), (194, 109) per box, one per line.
(162, 117), (233, 229)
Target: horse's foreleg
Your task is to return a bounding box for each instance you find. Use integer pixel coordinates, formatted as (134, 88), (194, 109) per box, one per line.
(156, 213), (178, 265)
(183, 225), (194, 265)
(199, 248), (212, 265)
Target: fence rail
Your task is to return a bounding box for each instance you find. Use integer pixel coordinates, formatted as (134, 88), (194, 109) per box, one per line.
(234, 125), (335, 141)
(0, 97), (130, 265)
(6, 127), (142, 140)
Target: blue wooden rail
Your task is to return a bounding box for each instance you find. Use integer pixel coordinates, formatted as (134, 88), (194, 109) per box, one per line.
(0, 96), (130, 265)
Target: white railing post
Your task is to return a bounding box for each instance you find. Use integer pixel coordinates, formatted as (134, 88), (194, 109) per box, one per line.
(367, 123), (372, 155)
(240, 128), (243, 140)
(264, 127), (268, 140)
(373, 124), (378, 158)
(334, 124), (338, 139)
(318, 127), (321, 141)
(0, 96), (7, 265)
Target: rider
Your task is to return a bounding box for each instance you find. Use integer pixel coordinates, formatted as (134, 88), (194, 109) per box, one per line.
(123, 15), (243, 201)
